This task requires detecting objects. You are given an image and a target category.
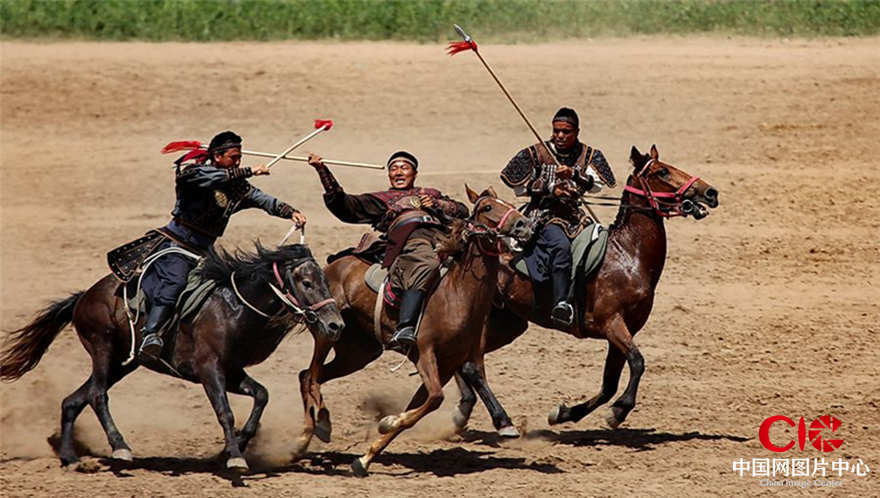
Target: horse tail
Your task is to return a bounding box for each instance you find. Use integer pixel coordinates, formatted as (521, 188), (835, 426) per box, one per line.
(0, 291), (84, 382)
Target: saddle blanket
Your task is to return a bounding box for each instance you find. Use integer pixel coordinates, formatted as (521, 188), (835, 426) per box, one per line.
(513, 223), (609, 282)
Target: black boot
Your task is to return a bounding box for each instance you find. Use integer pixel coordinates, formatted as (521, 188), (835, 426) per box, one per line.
(387, 290), (426, 353)
(138, 304), (175, 362)
(549, 270), (574, 327)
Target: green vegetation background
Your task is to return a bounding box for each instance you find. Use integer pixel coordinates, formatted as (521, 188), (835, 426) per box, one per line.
(2, 0), (879, 40)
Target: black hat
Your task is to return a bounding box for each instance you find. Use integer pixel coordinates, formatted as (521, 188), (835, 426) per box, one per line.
(208, 131), (242, 155)
(552, 107), (579, 128)
(387, 150), (419, 170)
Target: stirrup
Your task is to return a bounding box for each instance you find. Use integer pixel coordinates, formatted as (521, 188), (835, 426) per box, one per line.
(138, 334), (164, 362)
(387, 326), (417, 353)
(550, 301), (574, 327)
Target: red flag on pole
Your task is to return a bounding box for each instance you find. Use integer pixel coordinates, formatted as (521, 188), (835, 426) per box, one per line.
(314, 119), (334, 130)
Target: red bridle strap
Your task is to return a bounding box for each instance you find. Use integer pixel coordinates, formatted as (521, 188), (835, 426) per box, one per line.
(623, 159), (700, 218)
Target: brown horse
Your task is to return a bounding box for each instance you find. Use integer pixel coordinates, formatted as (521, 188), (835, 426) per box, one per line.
(295, 186), (533, 477)
(0, 243), (344, 472)
(452, 145), (720, 434)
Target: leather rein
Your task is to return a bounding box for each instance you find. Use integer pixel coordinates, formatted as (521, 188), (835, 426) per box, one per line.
(230, 258), (336, 324)
(582, 158), (700, 218)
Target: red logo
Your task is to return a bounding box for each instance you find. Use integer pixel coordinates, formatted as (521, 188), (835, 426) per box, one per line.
(759, 415), (843, 453)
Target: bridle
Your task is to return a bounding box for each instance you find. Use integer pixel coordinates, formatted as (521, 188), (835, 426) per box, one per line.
(623, 158), (701, 218)
(271, 261), (336, 324)
(463, 197), (519, 256)
(229, 257), (336, 324)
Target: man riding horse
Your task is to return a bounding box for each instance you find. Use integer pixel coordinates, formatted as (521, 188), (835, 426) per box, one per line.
(128, 131), (306, 361)
(500, 107), (616, 327)
(308, 150), (469, 352)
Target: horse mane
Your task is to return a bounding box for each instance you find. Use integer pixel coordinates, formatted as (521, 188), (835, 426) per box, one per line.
(199, 242), (313, 287)
(434, 219), (468, 258)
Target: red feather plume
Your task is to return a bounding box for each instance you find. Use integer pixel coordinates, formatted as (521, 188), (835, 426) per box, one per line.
(161, 140), (203, 154)
(446, 40), (477, 56)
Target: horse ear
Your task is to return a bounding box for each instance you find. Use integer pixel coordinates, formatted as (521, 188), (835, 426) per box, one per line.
(484, 186), (498, 198)
(630, 146), (643, 169)
(650, 144), (659, 160)
(465, 184), (480, 203)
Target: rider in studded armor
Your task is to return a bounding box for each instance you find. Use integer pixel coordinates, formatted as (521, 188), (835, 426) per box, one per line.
(500, 107), (616, 327)
(137, 131), (305, 362)
(308, 150), (469, 352)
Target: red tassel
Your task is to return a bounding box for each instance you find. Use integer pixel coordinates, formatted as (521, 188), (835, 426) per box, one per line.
(161, 140), (203, 154)
(314, 119), (334, 130)
(446, 40), (477, 56)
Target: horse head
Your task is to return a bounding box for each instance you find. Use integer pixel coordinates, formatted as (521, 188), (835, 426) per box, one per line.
(277, 245), (345, 341)
(627, 145), (719, 219)
(464, 185), (533, 252)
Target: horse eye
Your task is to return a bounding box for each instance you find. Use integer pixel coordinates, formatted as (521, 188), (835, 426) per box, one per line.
(658, 168), (669, 176)
(482, 204), (493, 213)
(302, 280), (314, 289)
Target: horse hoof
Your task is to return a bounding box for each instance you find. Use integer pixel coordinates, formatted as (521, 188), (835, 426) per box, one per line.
(111, 448), (133, 462)
(497, 425), (521, 438)
(351, 457), (369, 478)
(548, 404), (566, 425)
(605, 409), (622, 429)
(226, 457), (249, 472)
(452, 405), (469, 429)
(378, 415), (397, 434)
(314, 420), (332, 443)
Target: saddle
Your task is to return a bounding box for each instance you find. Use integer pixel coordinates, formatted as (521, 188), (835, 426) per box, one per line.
(327, 232), (386, 265)
(512, 223), (609, 284)
(363, 263), (449, 308)
(364, 263), (450, 347)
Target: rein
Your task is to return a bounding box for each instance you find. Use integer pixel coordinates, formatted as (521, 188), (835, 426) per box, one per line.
(226, 259), (336, 324)
(464, 201), (518, 256)
(579, 159), (700, 218)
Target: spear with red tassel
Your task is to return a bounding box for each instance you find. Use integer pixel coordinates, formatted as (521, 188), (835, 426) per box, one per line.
(161, 119), (384, 170)
(448, 24), (602, 222)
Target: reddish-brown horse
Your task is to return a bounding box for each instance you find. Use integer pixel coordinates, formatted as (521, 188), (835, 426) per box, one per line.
(0, 243), (344, 472)
(452, 145), (720, 435)
(294, 186), (533, 477)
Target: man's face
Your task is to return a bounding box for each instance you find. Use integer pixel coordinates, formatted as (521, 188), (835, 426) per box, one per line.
(388, 160), (417, 190)
(213, 147), (242, 169)
(552, 121), (578, 150)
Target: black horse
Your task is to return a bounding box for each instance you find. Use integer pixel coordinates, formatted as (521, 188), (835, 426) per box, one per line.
(0, 243), (344, 472)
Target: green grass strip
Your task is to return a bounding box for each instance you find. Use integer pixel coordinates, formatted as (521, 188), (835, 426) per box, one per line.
(2, 0), (879, 41)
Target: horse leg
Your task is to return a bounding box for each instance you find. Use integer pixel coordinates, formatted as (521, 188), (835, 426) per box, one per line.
(548, 343), (626, 425)
(603, 316), (645, 428)
(351, 349), (447, 477)
(87, 357), (138, 462)
(452, 372), (476, 432)
(226, 371), (269, 453)
(198, 363), (248, 471)
(59, 378), (92, 465)
(296, 326), (382, 457)
(295, 335), (333, 456)
(453, 308), (527, 435)
(457, 360), (519, 437)
(549, 315), (644, 428)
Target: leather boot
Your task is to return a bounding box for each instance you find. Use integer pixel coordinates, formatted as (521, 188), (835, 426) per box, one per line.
(138, 304), (175, 362)
(387, 290), (426, 353)
(549, 270), (574, 327)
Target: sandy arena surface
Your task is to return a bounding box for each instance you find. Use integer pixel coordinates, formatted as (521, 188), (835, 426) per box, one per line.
(1, 37), (878, 496)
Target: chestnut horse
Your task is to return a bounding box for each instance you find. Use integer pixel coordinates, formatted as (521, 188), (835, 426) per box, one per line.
(295, 186), (533, 477)
(452, 145), (720, 434)
(0, 243), (344, 472)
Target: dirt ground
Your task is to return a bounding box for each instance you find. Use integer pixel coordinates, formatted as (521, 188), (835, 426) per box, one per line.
(1, 37), (878, 497)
